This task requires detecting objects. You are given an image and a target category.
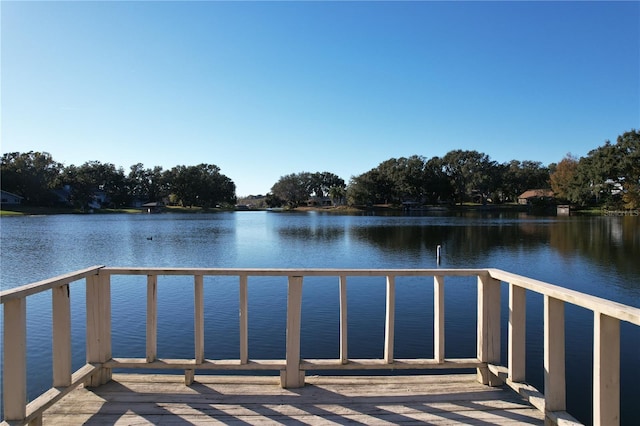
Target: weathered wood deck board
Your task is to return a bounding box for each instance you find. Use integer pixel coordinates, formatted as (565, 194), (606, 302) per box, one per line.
(42, 373), (544, 425)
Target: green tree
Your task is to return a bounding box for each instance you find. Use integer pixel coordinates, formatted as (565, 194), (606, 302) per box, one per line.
(560, 132), (639, 208)
(128, 163), (166, 203)
(347, 165), (400, 206)
(346, 172), (376, 205)
(265, 193), (285, 208)
(615, 130), (640, 209)
(423, 156), (452, 204)
(54, 165), (96, 209)
(55, 161), (128, 209)
(271, 171), (345, 207)
(347, 155), (453, 206)
(441, 150), (496, 204)
(1, 151), (63, 205)
(328, 185), (346, 205)
(271, 173), (312, 207)
(500, 160), (550, 202)
(309, 172), (346, 197)
(366, 160), (401, 204)
(374, 159), (402, 203)
(550, 154), (578, 202)
(128, 163), (150, 201)
(400, 155), (429, 201)
(167, 164), (236, 208)
(376, 156), (428, 202)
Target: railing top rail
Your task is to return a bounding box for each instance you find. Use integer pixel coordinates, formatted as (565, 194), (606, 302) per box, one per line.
(488, 269), (640, 326)
(0, 265), (104, 303)
(101, 267), (489, 277)
(2, 266), (638, 325)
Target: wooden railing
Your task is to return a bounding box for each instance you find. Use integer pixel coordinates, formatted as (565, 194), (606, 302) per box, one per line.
(2, 266), (639, 426)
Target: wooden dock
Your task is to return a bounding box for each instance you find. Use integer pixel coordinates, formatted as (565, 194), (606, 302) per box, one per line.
(4, 266), (640, 425)
(42, 373), (544, 425)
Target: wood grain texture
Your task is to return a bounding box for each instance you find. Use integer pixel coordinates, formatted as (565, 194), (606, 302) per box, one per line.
(52, 285), (72, 387)
(41, 373), (545, 425)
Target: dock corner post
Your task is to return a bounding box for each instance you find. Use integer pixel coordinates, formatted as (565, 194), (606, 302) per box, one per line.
(86, 272), (112, 387)
(593, 312), (620, 426)
(282, 275), (304, 388)
(477, 274), (502, 386)
(3, 297), (27, 421)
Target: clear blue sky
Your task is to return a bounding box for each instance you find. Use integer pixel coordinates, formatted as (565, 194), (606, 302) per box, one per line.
(2, 1), (639, 196)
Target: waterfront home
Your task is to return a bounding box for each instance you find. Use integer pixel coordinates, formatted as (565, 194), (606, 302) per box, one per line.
(141, 201), (164, 213)
(517, 189), (555, 205)
(0, 190), (24, 205)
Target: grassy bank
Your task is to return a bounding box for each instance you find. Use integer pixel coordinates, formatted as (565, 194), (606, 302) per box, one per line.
(0, 205), (89, 216)
(0, 205), (230, 216)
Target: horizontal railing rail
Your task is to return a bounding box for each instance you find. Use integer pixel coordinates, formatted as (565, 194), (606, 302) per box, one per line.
(2, 266), (639, 426)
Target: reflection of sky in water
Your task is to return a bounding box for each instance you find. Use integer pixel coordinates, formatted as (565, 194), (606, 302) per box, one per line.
(609, 219), (624, 245)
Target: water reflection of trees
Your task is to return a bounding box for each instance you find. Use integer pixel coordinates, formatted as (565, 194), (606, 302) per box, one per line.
(276, 225), (345, 242)
(351, 222), (550, 262)
(549, 217), (640, 280)
(351, 225), (449, 257)
(351, 216), (640, 287)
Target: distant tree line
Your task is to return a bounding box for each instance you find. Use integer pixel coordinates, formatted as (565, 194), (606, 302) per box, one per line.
(271, 152), (549, 207)
(0, 157), (236, 209)
(269, 130), (639, 210)
(2, 130), (638, 211)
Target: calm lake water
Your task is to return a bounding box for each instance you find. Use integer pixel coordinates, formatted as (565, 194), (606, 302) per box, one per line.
(1, 211), (639, 424)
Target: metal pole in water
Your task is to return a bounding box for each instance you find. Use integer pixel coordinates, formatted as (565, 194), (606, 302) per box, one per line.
(437, 245), (441, 265)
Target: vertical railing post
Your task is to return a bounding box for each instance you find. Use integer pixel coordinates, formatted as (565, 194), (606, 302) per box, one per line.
(281, 275), (304, 388)
(146, 274), (157, 363)
(544, 295), (566, 420)
(384, 275), (396, 364)
(239, 274), (249, 364)
(102, 272), (112, 383)
(593, 312), (620, 426)
(194, 275), (204, 364)
(86, 272), (112, 387)
(508, 283), (526, 383)
(52, 284), (72, 387)
(477, 274), (501, 386)
(339, 275), (348, 364)
(434, 275), (445, 363)
(3, 297), (27, 421)
(187, 274), (204, 386)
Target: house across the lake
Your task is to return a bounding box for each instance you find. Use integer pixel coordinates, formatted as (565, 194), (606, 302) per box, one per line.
(0, 190), (24, 205)
(517, 189), (555, 205)
(307, 196), (332, 207)
(141, 202), (164, 213)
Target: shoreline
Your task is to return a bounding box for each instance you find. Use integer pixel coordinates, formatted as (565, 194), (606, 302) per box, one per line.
(0, 203), (575, 216)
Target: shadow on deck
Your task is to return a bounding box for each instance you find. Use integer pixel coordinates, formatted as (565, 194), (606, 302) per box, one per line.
(43, 373), (544, 425)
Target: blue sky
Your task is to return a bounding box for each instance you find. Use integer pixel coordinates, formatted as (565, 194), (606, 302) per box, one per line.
(2, 1), (639, 196)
